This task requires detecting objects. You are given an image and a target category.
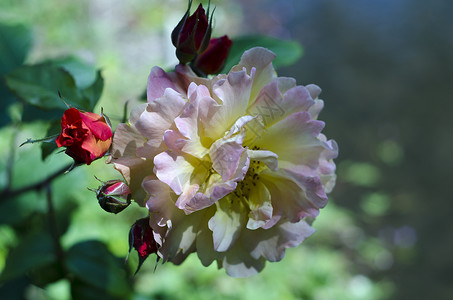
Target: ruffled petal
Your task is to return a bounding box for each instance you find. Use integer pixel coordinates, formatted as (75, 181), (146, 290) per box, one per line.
(247, 149), (278, 171)
(147, 66), (186, 101)
(204, 68), (254, 140)
(108, 122), (151, 205)
(248, 80), (314, 128)
(143, 177), (176, 228)
(243, 219), (315, 262)
(135, 89), (187, 155)
(208, 197), (247, 252)
(209, 133), (248, 182)
(246, 181), (273, 230)
(154, 150), (196, 196)
(260, 171), (321, 225)
(79, 112), (113, 141)
(233, 47), (277, 104)
(256, 111), (326, 168)
(172, 83), (211, 158)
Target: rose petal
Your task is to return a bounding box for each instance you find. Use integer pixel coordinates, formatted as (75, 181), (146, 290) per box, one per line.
(233, 47), (277, 104)
(256, 111), (326, 168)
(208, 196), (247, 252)
(243, 219), (315, 262)
(246, 181), (273, 230)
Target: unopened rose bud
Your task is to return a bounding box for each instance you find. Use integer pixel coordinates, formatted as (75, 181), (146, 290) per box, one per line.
(128, 217), (159, 274)
(193, 35), (232, 75)
(171, 0), (213, 64)
(93, 179), (131, 214)
(56, 108), (113, 165)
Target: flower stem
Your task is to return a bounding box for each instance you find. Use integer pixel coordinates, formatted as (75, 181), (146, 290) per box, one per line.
(0, 163), (72, 201)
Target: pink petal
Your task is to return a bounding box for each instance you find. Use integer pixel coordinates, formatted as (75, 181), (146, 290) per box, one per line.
(154, 150), (195, 195)
(172, 83), (211, 158)
(143, 177), (175, 228)
(246, 181), (273, 230)
(247, 149), (278, 171)
(260, 171), (321, 224)
(248, 79), (315, 128)
(256, 111), (326, 168)
(232, 47), (277, 104)
(242, 219), (315, 262)
(204, 68), (254, 140)
(107, 123), (151, 205)
(147, 66), (184, 101)
(208, 197), (247, 252)
(209, 133), (248, 182)
(135, 89), (187, 155)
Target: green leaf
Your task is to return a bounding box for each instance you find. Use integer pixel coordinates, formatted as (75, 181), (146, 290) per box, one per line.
(48, 56), (97, 89)
(0, 276), (30, 299)
(66, 240), (132, 299)
(0, 232), (56, 281)
(221, 35), (303, 73)
(5, 63), (91, 111)
(28, 261), (65, 288)
(71, 279), (127, 300)
(0, 23), (32, 76)
(82, 70), (104, 110)
(41, 120), (62, 160)
(0, 22), (32, 127)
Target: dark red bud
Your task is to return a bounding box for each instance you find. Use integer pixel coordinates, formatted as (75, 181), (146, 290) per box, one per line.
(128, 217), (159, 274)
(171, 1), (213, 64)
(193, 36), (233, 75)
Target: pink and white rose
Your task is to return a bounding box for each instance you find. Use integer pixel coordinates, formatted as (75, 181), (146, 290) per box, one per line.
(109, 47), (338, 277)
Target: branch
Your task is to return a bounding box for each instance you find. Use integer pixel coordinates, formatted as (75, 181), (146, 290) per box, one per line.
(0, 163), (72, 200)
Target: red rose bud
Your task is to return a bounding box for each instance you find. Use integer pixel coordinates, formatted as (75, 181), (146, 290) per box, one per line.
(193, 35), (233, 75)
(56, 108), (113, 165)
(94, 179), (131, 214)
(128, 217), (159, 274)
(171, 0), (213, 64)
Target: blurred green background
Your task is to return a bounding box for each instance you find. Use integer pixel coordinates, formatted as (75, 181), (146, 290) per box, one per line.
(1, 0), (452, 299)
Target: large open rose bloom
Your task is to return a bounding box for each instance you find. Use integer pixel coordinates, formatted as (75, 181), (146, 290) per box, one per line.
(109, 47), (338, 277)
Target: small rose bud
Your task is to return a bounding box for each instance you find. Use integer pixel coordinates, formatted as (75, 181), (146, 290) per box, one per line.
(56, 108), (113, 165)
(128, 217), (159, 274)
(193, 35), (232, 75)
(93, 179), (131, 214)
(171, 0), (213, 64)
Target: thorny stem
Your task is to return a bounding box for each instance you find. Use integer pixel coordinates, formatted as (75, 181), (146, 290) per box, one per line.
(0, 163), (72, 201)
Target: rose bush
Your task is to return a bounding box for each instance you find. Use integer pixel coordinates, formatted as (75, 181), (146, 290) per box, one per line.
(56, 108), (113, 165)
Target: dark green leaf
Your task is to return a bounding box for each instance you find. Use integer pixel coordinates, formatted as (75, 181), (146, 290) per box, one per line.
(82, 70), (104, 110)
(41, 120), (62, 160)
(0, 193), (43, 227)
(0, 23), (32, 76)
(0, 23), (32, 127)
(0, 232), (56, 281)
(5, 64), (91, 111)
(48, 56), (97, 89)
(71, 279), (126, 300)
(20, 104), (64, 123)
(0, 276), (30, 300)
(28, 261), (65, 288)
(55, 198), (79, 237)
(66, 240), (132, 299)
(221, 35), (303, 73)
